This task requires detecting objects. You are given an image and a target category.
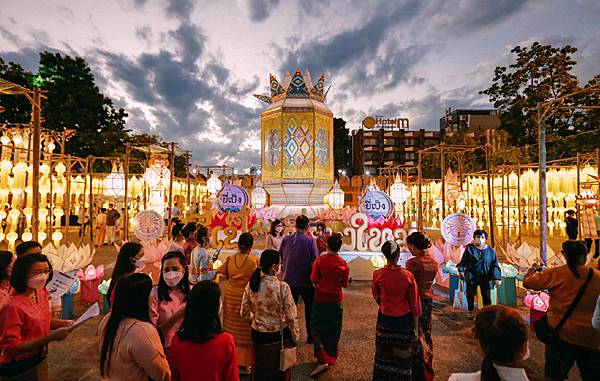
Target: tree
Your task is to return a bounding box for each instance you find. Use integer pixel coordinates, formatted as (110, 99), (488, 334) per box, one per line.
(35, 52), (129, 159)
(333, 117), (352, 176)
(480, 43), (579, 148)
(0, 58), (32, 124)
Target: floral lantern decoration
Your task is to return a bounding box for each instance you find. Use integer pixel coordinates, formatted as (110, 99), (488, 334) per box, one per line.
(207, 173), (222, 195)
(251, 181), (267, 209)
(326, 180), (345, 210)
(105, 162), (125, 197)
(388, 174), (409, 205)
(577, 186), (598, 206)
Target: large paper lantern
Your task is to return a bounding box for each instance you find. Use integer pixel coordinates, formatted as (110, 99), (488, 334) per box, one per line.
(207, 173), (222, 195)
(105, 162), (125, 197)
(251, 181), (267, 209)
(389, 174), (409, 205)
(327, 180), (345, 210)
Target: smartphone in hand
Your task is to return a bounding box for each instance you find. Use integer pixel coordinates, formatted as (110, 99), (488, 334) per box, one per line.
(212, 247), (222, 261)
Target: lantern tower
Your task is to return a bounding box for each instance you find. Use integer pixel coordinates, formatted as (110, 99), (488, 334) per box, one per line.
(253, 69), (334, 217)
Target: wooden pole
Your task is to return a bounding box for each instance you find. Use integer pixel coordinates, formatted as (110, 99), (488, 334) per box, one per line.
(82, 157), (89, 240)
(65, 155), (72, 233)
(31, 88), (42, 241)
(167, 143), (175, 239)
(538, 107), (548, 267)
(485, 132), (495, 246)
(417, 150), (423, 230)
(185, 152), (191, 221)
(49, 155), (54, 238)
(89, 158), (95, 243)
(576, 153), (581, 237)
(440, 144), (446, 220)
(123, 146), (130, 241)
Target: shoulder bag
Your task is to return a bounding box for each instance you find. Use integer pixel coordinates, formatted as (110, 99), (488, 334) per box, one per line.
(534, 268), (593, 344)
(278, 282), (297, 372)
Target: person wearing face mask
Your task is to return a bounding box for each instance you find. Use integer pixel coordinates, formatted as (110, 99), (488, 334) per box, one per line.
(217, 233), (258, 376)
(107, 242), (145, 308)
(448, 305), (531, 381)
(457, 230), (502, 318)
(267, 219), (285, 251)
(0, 250), (15, 304)
(149, 251), (190, 352)
(0, 253), (74, 380)
(190, 225), (213, 284)
(314, 223), (331, 255)
(241, 249), (300, 381)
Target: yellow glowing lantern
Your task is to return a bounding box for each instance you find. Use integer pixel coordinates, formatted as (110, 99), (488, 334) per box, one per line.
(12, 162), (27, 174)
(51, 231), (63, 246)
(0, 232), (4, 243)
(55, 162), (66, 175)
(22, 230), (32, 242)
(12, 134), (23, 146)
(1, 160), (12, 172)
(40, 163), (50, 175)
(0, 135), (10, 145)
(251, 181), (267, 209)
(38, 231), (46, 243)
(326, 180), (345, 210)
(371, 254), (387, 269)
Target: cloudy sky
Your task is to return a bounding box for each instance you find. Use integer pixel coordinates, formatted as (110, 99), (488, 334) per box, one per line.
(1, 0), (599, 170)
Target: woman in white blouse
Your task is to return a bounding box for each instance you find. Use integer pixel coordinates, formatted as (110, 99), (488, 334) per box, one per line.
(448, 305), (530, 381)
(266, 219), (285, 252)
(241, 249), (299, 381)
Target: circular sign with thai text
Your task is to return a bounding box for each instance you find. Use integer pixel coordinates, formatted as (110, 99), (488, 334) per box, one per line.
(441, 213), (475, 246)
(217, 182), (250, 213)
(132, 210), (165, 241)
(359, 189), (393, 219)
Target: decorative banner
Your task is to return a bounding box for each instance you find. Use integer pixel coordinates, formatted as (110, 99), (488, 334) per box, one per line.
(217, 181), (250, 213)
(359, 188), (393, 219)
(441, 213), (475, 246)
(133, 210), (165, 241)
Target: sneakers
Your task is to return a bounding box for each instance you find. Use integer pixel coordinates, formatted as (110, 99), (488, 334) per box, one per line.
(310, 364), (329, 378)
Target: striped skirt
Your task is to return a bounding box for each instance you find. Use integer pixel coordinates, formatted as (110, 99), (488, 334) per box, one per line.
(373, 312), (414, 381)
(222, 284), (253, 367)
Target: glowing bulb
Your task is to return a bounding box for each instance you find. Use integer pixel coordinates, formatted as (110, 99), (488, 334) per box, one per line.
(38, 231), (47, 243)
(12, 134), (23, 146)
(22, 230), (32, 242)
(0, 135), (10, 145)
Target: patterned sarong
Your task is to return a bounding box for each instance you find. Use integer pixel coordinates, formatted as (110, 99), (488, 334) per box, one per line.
(373, 312), (413, 381)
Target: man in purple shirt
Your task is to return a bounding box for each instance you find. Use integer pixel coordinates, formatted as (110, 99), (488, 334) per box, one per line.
(280, 214), (319, 343)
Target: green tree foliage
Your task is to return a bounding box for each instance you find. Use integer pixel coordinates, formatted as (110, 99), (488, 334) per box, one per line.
(0, 58), (32, 124)
(480, 42), (600, 160)
(333, 117), (352, 176)
(35, 52), (129, 158)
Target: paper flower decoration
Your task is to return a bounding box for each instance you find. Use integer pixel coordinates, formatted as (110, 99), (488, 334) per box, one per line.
(44, 243), (95, 273)
(77, 264), (105, 281)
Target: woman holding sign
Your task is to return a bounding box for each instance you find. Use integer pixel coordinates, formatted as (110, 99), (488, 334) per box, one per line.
(0, 254), (74, 380)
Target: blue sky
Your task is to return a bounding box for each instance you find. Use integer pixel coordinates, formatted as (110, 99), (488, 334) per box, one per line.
(1, 0), (598, 169)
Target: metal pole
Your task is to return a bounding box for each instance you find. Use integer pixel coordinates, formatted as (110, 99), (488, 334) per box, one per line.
(167, 143), (175, 239)
(538, 107), (548, 267)
(123, 146), (130, 241)
(417, 150), (423, 230)
(485, 134), (495, 247)
(31, 88), (42, 241)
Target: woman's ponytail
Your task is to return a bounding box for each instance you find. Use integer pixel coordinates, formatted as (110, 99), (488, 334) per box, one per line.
(481, 356), (500, 381)
(249, 267), (262, 293)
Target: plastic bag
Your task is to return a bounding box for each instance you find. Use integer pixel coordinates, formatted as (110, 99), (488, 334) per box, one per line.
(499, 263), (519, 278)
(453, 279), (468, 310)
(442, 260), (460, 275)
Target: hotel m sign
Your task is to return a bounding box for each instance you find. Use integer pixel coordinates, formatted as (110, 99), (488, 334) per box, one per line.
(362, 115), (409, 130)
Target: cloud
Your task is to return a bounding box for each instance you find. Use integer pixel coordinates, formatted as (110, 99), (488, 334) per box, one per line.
(453, 0), (533, 30)
(164, 0), (195, 21)
(240, 0), (281, 22)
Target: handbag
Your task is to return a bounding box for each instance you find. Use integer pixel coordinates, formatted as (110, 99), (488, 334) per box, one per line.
(533, 268), (593, 344)
(278, 282), (297, 372)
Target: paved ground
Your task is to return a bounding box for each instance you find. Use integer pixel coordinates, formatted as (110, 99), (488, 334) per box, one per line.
(46, 280), (582, 381)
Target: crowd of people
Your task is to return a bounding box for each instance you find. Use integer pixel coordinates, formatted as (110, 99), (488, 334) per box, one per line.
(0, 216), (599, 380)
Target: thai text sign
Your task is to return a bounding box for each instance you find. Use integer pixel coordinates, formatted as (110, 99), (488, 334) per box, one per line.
(359, 189), (393, 219)
(217, 182), (249, 213)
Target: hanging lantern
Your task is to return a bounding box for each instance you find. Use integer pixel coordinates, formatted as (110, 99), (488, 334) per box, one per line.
(577, 187), (598, 206)
(207, 173), (222, 195)
(251, 181), (267, 209)
(105, 162), (126, 197)
(327, 180), (345, 210)
(371, 254), (387, 269)
(388, 174), (409, 205)
(0, 134), (10, 145)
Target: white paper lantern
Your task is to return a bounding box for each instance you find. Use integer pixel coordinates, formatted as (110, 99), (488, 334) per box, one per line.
(327, 180), (345, 210)
(105, 163), (125, 197)
(207, 173), (222, 195)
(389, 174), (409, 205)
(251, 181), (267, 208)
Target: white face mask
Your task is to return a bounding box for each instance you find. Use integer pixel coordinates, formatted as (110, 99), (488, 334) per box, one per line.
(133, 258), (146, 269)
(275, 226), (284, 233)
(163, 270), (184, 287)
(28, 273), (48, 289)
(474, 237), (486, 248)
